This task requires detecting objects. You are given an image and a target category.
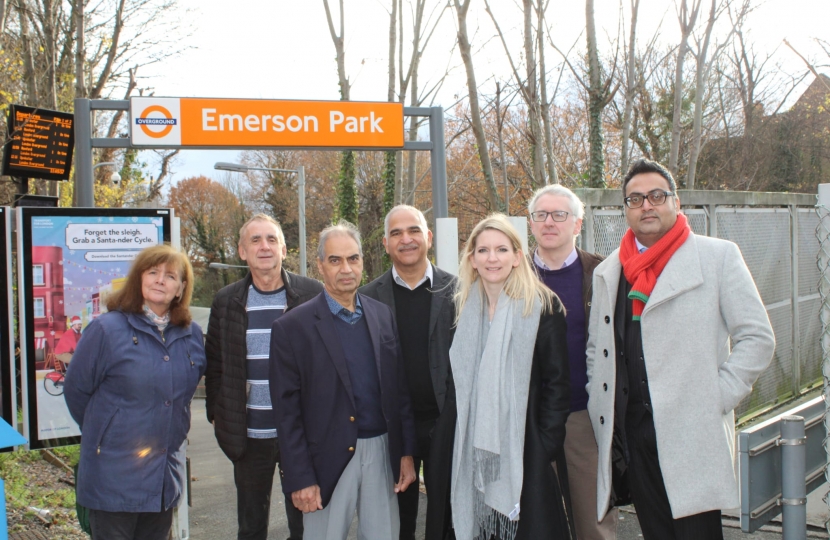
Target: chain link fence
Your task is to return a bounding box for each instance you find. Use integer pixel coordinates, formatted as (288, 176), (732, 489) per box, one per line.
(575, 189), (819, 420)
(815, 202), (830, 533)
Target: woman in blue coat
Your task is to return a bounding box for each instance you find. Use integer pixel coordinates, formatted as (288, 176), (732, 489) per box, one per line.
(65, 244), (206, 540)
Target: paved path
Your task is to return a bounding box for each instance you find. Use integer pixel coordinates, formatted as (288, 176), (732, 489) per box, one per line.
(186, 399), (825, 539)
(187, 401), (426, 539)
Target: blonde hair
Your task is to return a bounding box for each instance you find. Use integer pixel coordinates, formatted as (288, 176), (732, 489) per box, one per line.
(455, 214), (558, 323)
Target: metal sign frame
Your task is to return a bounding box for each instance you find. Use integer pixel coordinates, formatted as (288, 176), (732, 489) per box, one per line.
(73, 98), (449, 221)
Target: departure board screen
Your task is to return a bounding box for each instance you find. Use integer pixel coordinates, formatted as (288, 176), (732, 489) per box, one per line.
(1, 105), (74, 181)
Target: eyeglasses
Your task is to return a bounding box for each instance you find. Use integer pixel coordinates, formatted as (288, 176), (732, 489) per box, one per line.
(530, 210), (570, 222)
(623, 190), (675, 209)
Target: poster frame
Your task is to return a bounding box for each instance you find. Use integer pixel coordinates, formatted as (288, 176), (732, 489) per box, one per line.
(0, 209), (16, 441)
(17, 207), (172, 450)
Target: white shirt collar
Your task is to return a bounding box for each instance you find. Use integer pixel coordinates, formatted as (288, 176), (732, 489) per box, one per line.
(635, 238), (648, 253)
(533, 247), (578, 271)
(392, 262), (433, 290)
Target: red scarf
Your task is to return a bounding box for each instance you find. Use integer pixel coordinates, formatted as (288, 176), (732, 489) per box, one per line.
(619, 213), (690, 320)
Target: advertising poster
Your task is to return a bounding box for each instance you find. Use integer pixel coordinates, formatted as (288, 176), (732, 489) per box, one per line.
(18, 208), (171, 449)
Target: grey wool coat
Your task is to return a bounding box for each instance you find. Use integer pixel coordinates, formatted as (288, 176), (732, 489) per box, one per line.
(586, 233), (775, 521)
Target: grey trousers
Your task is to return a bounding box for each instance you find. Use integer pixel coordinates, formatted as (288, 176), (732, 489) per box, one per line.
(564, 409), (618, 540)
(303, 434), (400, 540)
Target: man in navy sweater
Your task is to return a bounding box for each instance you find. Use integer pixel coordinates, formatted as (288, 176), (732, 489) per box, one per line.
(529, 185), (616, 540)
(360, 205), (456, 540)
(270, 220), (417, 539)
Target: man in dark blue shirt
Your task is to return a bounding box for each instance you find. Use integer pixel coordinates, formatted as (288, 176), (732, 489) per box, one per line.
(360, 205), (456, 540)
(270, 221), (417, 539)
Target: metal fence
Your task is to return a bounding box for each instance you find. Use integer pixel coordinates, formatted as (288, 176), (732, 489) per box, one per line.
(574, 189), (819, 419)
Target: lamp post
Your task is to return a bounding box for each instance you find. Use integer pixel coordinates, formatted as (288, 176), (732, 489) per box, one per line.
(214, 162), (307, 277)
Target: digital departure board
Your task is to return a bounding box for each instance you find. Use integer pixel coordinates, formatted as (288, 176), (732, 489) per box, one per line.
(1, 104), (74, 181)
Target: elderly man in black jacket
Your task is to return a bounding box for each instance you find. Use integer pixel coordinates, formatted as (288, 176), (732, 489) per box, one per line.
(360, 205), (456, 540)
(205, 214), (322, 540)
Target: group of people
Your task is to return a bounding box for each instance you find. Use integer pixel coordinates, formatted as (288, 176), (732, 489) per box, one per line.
(62, 157), (776, 540)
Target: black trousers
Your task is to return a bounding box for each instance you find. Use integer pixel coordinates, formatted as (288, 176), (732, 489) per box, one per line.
(626, 410), (724, 540)
(398, 417), (435, 540)
(234, 437), (304, 540)
(89, 507), (173, 540)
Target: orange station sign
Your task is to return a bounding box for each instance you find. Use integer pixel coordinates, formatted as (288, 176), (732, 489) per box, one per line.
(129, 97), (405, 149)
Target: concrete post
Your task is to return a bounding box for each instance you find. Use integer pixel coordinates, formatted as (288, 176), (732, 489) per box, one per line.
(298, 166), (307, 277)
(507, 216), (529, 255)
(583, 203), (594, 253)
(435, 218), (458, 275)
(707, 203), (717, 238)
(172, 216), (181, 250)
(780, 415), (807, 540)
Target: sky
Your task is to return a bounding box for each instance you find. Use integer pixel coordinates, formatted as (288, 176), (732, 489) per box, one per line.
(128, 0), (830, 188)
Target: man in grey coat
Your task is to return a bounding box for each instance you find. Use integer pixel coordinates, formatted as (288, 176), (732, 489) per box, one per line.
(586, 159), (775, 540)
(360, 205), (455, 540)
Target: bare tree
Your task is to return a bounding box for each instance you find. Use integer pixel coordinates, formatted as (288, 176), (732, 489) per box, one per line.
(87, 0), (126, 99)
(686, 0), (739, 188)
(620, 0), (640, 175)
(453, 0), (500, 209)
(322, 0), (358, 223)
(494, 82), (518, 210)
(719, 16), (808, 189)
(484, 0), (547, 186)
(16, 0), (40, 106)
(146, 149), (179, 201)
(585, 0), (619, 187)
(668, 0), (702, 177)
(399, 0), (449, 204)
(95, 67), (137, 186)
(382, 0), (397, 213)
(785, 39), (830, 91)
(74, 0), (86, 98)
(537, 0), (558, 184)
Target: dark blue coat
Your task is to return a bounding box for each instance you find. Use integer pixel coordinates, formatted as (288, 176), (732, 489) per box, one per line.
(269, 292), (417, 507)
(64, 310), (207, 513)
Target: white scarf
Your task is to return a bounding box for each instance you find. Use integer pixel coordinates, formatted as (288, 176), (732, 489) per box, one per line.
(450, 286), (541, 540)
(143, 304), (170, 331)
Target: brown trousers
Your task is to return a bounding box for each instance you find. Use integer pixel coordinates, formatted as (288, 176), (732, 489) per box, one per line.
(564, 409), (618, 540)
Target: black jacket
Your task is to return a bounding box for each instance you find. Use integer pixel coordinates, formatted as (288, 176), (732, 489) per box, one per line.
(426, 304), (576, 540)
(359, 264), (456, 412)
(270, 292), (417, 507)
(205, 268), (323, 462)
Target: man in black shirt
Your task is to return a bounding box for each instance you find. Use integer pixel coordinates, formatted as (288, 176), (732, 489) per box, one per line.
(360, 205), (456, 540)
